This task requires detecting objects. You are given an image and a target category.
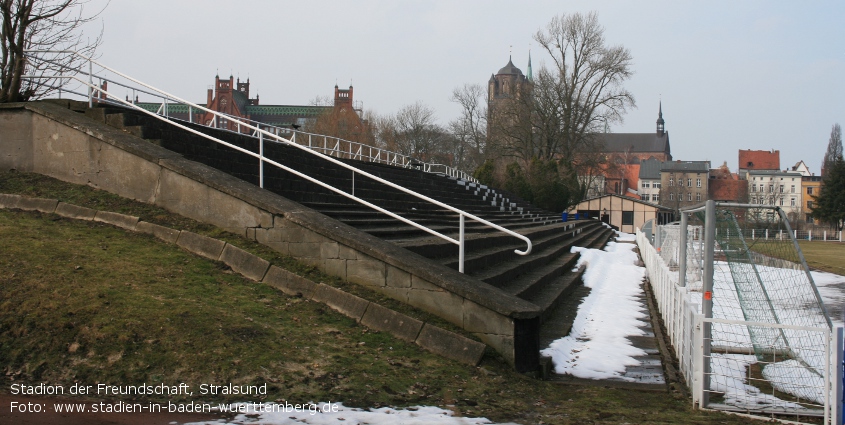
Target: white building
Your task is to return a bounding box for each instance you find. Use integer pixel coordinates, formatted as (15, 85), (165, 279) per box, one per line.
(747, 170), (803, 222)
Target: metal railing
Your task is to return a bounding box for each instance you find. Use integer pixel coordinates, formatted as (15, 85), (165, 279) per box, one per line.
(22, 50), (531, 272)
(127, 95), (478, 183)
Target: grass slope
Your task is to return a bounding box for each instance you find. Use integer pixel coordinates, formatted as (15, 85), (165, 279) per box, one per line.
(0, 171), (767, 424)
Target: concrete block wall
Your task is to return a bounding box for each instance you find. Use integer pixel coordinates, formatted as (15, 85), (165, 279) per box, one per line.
(0, 102), (541, 371)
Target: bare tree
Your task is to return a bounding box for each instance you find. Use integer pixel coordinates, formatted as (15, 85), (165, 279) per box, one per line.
(447, 83), (487, 172)
(532, 11), (635, 161)
(822, 123), (843, 176)
(378, 101), (449, 163)
(1, 0), (105, 103)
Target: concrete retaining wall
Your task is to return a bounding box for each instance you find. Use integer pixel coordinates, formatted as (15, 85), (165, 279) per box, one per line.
(0, 101), (541, 371)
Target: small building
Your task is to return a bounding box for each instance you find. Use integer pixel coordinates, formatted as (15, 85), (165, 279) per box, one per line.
(658, 160), (711, 213)
(638, 158), (663, 203)
(570, 194), (674, 234)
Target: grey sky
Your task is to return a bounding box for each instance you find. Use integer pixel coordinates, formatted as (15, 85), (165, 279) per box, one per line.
(89, 0), (844, 174)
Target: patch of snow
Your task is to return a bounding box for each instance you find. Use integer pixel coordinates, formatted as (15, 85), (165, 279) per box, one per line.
(710, 354), (805, 410)
(541, 239), (648, 380)
(185, 403), (520, 425)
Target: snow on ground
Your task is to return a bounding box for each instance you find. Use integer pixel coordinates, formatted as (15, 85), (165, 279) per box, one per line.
(185, 403), (520, 425)
(540, 238), (648, 380)
(812, 270), (845, 326)
(711, 354), (805, 411)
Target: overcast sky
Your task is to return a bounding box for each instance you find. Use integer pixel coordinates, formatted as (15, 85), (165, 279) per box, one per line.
(86, 0), (844, 173)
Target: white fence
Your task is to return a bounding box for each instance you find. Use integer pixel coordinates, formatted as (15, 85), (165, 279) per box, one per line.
(636, 229), (843, 424)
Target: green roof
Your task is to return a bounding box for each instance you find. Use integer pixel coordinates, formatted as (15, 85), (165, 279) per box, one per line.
(132, 102), (203, 114)
(129, 102), (327, 118)
(246, 105), (328, 116)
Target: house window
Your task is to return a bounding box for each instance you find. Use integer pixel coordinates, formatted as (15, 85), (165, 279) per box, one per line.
(779, 185), (784, 193)
(688, 193), (692, 201)
(752, 184), (757, 192)
(653, 194), (660, 202)
(687, 178), (692, 187)
(642, 194), (650, 201)
(696, 193), (701, 202)
(696, 178), (701, 188)
(669, 178), (674, 187)
(806, 214), (814, 223)
(791, 185), (795, 193)
(807, 187), (814, 195)
(769, 185), (774, 193)
(790, 198), (796, 207)
(622, 211), (634, 226)
(808, 201), (814, 209)
(654, 182), (661, 189)
(670, 193), (674, 201)
(780, 198), (785, 206)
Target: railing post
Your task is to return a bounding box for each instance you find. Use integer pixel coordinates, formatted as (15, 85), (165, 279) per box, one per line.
(351, 171), (355, 196)
(835, 326), (844, 425)
(693, 313), (704, 407)
(459, 214), (465, 273)
(679, 212), (688, 287)
(259, 132), (264, 189)
(701, 200), (716, 409)
(87, 59), (93, 108)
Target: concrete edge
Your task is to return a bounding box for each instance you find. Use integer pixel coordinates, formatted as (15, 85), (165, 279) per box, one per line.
(93, 210), (140, 231)
(135, 221), (181, 244)
(415, 323), (487, 366)
(175, 231), (227, 261)
(0, 193), (22, 209)
(56, 202), (98, 220)
(0, 193), (487, 366)
(220, 244), (271, 282)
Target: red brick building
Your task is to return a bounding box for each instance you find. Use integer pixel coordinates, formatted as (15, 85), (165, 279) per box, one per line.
(134, 75), (364, 135)
(709, 162), (748, 202)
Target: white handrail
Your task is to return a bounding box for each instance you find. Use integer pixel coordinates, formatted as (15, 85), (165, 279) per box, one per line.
(22, 50), (531, 272)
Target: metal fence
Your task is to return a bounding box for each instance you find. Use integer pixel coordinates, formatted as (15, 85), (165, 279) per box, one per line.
(637, 201), (844, 424)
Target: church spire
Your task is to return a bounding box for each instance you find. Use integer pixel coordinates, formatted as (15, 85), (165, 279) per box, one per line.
(527, 50), (533, 82)
(656, 101), (665, 136)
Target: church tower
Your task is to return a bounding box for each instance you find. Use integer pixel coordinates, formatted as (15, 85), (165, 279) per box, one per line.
(488, 55), (527, 102)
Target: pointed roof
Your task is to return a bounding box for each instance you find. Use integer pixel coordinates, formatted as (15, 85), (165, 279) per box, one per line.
(497, 56), (524, 76)
(656, 101), (665, 126)
(527, 52), (533, 82)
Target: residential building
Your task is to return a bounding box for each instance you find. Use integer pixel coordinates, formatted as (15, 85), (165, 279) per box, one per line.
(802, 175), (823, 227)
(747, 170), (803, 223)
(658, 160), (711, 214)
(638, 158), (663, 203)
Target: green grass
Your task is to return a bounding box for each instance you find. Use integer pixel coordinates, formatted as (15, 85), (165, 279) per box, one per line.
(797, 240), (845, 276)
(0, 171), (773, 424)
